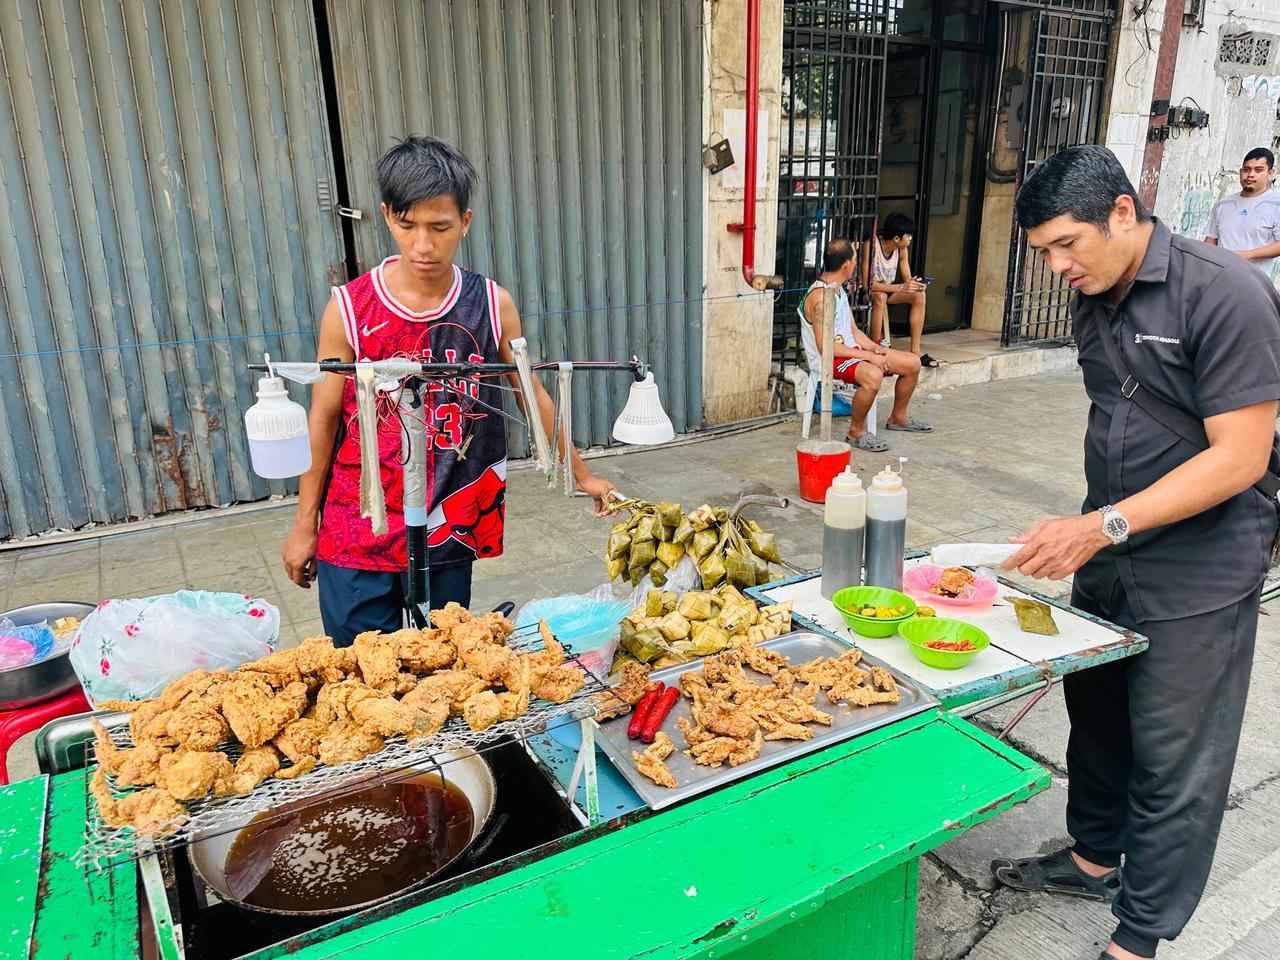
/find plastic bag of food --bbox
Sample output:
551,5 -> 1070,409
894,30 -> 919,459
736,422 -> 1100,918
515,591 -> 631,678
69,591 -> 279,706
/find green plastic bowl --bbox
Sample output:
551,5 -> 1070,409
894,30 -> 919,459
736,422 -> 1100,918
832,586 -> 917,639
899,618 -> 990,669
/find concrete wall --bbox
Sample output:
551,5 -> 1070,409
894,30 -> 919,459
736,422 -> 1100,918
1107,0 -> 1280,287
701,0 -> 784,425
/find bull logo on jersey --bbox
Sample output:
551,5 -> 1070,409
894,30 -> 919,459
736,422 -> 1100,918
426,460 -> 507,559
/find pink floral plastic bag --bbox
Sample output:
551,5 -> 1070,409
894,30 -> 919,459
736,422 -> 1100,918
69,590 -> 278,706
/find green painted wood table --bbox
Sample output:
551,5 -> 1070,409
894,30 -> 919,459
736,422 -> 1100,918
4,710 -> 1045,960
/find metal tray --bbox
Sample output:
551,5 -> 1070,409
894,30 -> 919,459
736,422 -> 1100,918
593,631 -> 936,811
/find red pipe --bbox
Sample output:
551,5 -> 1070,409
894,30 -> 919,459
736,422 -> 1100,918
728,0 -> 779,291
1138,0 -> 1186,210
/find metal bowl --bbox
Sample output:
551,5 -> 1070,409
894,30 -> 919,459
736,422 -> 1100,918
188,748 -> 498,918
0,601 -> 95,711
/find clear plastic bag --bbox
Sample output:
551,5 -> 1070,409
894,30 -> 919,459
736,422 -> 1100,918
514,592 -> 630,680
69,590 -> 279,706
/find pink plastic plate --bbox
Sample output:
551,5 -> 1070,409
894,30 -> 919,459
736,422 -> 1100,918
902,566 -> 998,609
0,635 -> 37,669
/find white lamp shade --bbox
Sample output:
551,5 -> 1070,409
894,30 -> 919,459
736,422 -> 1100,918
612,372 -> 675,445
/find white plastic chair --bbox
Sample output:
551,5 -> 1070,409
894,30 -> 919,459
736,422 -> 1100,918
799,369 -> 877,440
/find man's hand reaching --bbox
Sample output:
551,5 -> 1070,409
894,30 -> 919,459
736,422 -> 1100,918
577,473 -> 620,517
1002,513 -> 1111,581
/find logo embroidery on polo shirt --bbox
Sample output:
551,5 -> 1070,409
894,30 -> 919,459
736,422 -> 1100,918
1134,333 -> 1181,345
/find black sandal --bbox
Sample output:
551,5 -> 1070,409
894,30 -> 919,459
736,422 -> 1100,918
990,848 -> 1122,902
919,352 -> 941,368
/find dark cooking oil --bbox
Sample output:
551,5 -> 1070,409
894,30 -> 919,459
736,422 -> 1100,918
224,772 -> 474,912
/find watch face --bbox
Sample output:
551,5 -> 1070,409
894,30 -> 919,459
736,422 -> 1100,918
1104,514 -> 1128,541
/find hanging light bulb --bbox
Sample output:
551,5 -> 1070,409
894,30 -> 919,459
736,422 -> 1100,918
612,372 -> 675,445
244,354 -> 312,478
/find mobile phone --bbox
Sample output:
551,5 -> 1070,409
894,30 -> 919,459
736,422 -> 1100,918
917,276 -> 934,285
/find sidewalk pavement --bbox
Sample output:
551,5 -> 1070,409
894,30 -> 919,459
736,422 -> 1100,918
5,368 -> 1279,958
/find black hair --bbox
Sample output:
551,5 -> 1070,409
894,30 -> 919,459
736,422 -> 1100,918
375,136 -> 478,216
823,239 -> 856,272
1015,145 -> 1151,231
1244,147 -> 1276,170
877,212 -> 916,240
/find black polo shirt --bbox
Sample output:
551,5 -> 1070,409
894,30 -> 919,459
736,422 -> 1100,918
1072,219 -> 1280,622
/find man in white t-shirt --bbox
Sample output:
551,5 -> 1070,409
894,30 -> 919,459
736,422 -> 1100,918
1204,147 -> 1280,276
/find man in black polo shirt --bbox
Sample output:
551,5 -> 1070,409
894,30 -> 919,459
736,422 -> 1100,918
990,146 -> 1280,960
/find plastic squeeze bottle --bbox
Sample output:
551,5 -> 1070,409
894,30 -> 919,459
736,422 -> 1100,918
821,467 -> 866,599
865,458 -> 908,591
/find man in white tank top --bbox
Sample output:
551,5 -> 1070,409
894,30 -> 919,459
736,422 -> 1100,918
864,213 -> 937,367
798,240 -> 932,452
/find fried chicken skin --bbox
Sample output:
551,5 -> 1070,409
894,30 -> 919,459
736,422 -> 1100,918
317,720 -> 386,765
388,628 -> 456,674
632,732 -> 679,788
294,635 -> 358,684
272,717 -> 328,764
92,769 -> 187,836
215,746 -> 281,797
353,631 -> 400,690
461,690 -> 503,731
430,602 -> 473,629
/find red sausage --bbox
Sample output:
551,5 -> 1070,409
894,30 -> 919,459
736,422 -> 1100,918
640,687 -> 680,743
626,683 -> 665,740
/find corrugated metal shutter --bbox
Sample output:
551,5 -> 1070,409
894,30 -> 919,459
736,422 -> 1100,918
0,1 -> 343,538
325,0 -> 705,449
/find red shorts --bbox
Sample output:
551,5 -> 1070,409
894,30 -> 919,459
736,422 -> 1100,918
833,357 -> 862,383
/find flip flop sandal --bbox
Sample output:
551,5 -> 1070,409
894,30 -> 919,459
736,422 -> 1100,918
848,432 -> 890,453
919,353 -> 942,367
990,848 -> 1122,903
884,416 -> 933,433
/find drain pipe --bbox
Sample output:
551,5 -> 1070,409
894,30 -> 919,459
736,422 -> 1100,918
727,0 -> 783,292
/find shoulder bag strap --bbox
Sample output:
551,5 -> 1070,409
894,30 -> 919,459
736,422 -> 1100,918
1092,307 -> 1280,500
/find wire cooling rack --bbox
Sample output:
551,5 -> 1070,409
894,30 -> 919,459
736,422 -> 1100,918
78,626 -> 624,870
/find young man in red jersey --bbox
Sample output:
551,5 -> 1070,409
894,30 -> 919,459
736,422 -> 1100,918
283,137 -> 616,645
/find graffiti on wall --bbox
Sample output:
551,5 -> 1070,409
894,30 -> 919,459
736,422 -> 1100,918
1240,74 -> 1280,102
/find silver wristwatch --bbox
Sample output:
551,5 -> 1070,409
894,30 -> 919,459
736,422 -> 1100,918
1100,504 -> 1130,545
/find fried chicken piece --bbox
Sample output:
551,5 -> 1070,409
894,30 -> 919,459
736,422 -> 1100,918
677,716 -> 714,747
389,628 -> 457,674
274,756 -> 317,779
130,699 -> 174,745
771,669 -> 796,695
222,677 -> 308,748
353,631 -> 400,689
165,691 -> 231,752
703,650 -> 749,687
215,746 -> 281,797
530,663 -> 586,704
829,683 -> 901,707
529,620 -> 566,670
497,656 -> 532,721
317,720 -> 386,765
772,697 -> 833,726
273,717 -> 327,765
794,682 -> 819,705
92,769 -> 187,836
698,701 -> 760,741
613,662 -> 655,705
156,669 -> 214,711
405,669 -> 488,716
430,602 -> 473,629
93,719 -> 170,787
870,666 -> 898,693
157,750 -> 235,801
455,630 -> 517,684
294,635 -> 358,684
729,730 -> 764,765
462,690 -> 503,731
239,649 -> 303,688
938,566 -> 975,597
632,732 -> 679,788
739,642 -> 790,676
791,656 -> 839,688
309,678 -> 381,724
352,696 -> 440,740
678,670 -> 711,701
762,721 -> 813,742
688,736 -> 749,768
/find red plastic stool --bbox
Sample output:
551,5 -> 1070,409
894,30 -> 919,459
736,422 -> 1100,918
0,688 -> 91,784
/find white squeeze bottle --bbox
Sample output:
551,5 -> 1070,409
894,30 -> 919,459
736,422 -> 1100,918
865,458 -> 908,591
821,468 -> 866,600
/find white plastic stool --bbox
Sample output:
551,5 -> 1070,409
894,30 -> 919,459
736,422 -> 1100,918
799,370 -> 878,440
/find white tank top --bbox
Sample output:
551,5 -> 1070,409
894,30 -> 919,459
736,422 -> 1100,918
872,240 -> 899,284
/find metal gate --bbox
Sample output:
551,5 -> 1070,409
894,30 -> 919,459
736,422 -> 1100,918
1001,0 -> 1115,345
323,0 -> 705,449
775,0 -> 889,364
0,0 -> 344,539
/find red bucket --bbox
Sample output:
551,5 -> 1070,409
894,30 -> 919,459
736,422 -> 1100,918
796,440 -> 852,503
